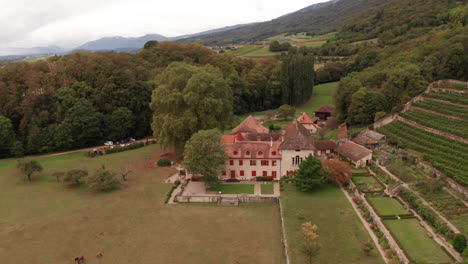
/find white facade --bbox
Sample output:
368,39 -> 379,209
223,158 -> 281,180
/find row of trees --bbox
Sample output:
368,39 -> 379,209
0,41 -> 316,158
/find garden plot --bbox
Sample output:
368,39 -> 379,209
352,176 -> 384,193
383,218 -> 454,264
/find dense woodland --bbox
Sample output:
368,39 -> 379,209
314,0 -> 468,124
0,42 -> 313,158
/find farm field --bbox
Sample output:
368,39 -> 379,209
424,90 -> 468,105
400,109 -> 468,138
436,81 -> 467,90
281,184 -> 384,264
227,45 -> 277,56
366,196 -> 409,216
377,121 -> 468,185
412,100 -> 468,119
383,219 -> 453,264
0,145 -> 284,264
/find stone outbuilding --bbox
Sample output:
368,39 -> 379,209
336,140 -> 372,168
314,105 -> 335,120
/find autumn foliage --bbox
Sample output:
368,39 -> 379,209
322,159 -> 352,185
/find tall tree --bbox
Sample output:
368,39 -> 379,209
0,115 -> 16,158
322,159 -> 352,185
107,107 -> 134,140
295,154 -> 328,191
183,129 -> 227,188
301,221 -> 322,264
150,62 -> 234,153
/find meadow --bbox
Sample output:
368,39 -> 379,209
281,184 -> 384,264
0,145 -> 284,264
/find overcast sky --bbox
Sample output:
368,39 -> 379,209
0,0 -> 327,55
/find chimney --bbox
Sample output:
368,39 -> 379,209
270,137 -> 273,147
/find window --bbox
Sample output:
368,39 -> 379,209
294,156 -> 301,165
222,171 -> 226,176
272,171 -> 277,178
262,171 -> 267,177
246,151 -> 250,155
261,160 -> 269,166
258,151 -> 263,156
272,160 -> 277,166
271,151 -> 276,155
239,160 -> 243,166
252,171 -> 256,177
240,170 -> 244,176
233,151 -> 238,155
250,160 -> 256,166
229,160 -> 234,166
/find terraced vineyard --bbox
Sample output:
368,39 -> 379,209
400,109 -> 468,138
423,90 -> 468,105
412,100 -> 468,119
377,121 -> 468,185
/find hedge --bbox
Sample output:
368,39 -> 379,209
165,180 -> 181,204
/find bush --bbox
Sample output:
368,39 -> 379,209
157,158 -> 172,167
226,178 -> 240,182
87,167 -> 120,192
191,175 -> 203,181
165,180 -> 181,203
63,169 -> 88,185
453,234 -> 467,253
256,176 -> 273,181
179,170 -> 186,176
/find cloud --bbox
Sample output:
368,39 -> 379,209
0,0 -> 326,55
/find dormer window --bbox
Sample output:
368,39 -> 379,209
258,151 -> 263,156
246,151 -> 250,155
233,151 -> 238,155
272,151 -> 277,155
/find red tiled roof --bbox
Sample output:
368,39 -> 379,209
315,105 -> 335,113
224,141 -> 282,159
296,112 -> 318,124
244,133 -> 281,142
280,121 -> 316,150
231,115 -> 269,134
336,141 -> 372,162
314,140 -> 337,150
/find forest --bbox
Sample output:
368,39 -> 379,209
0,42 -> 314,158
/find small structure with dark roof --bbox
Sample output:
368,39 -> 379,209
314,105 -> 335,120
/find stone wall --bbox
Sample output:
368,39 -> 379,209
175,194 -> 279,203
418,161 -> 468,199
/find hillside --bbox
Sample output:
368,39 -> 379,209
74,23 -> 254,52
377,80 -> 468,186
181,0 -> 391,45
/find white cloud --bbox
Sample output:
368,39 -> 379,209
0,0 -> 327,54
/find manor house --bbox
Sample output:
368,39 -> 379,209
221,115 -> 337,180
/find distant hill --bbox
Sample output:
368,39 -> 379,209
180,0 -> 391,45
74,23 -> 254,52
1,45 -> 65,57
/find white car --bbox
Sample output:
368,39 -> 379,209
104,141 -> 113,146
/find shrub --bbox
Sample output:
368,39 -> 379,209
453,234 -> 467,253
256,176 -> 273,181
104,142 -> 145,155
191,175 -> 203,181
226,178 -> 240,182
16,159 -> 43,181
63,169 -> 88,185
165,180 -> 181,203
87,167 -> 120,192
179,170 -> 186,176
157,158 -> 172,167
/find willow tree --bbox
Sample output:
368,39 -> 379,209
150,62 -> 234,154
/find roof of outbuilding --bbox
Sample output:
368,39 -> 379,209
315,140 -> 337,150
230,115 -> 269,135
297,112 -> 318,124
359,129 -> 386,141
352,136 -> 378,146
336,140 -> 372,162
315,105 -> 336,113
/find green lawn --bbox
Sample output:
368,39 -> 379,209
296,82 -> 339,116
211,184 -> 255,194
261,183 -> 274,194
451,215 -> 468,235
352,168 -> 369,174
227,45 -> 277,56
281,184 -> 384,264
0,145 -> 284,264
384,219 -> 453,263
367,197 -> 410,216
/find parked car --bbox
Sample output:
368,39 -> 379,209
104,141 -> 113,146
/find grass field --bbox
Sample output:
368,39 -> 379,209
261,183 -> 274,194
367,197 -> 410,216
384,219 -> 453,263
0,145 -> 284,264
227,46 -> 277,56
281,184 -> 384,264
352,176 -> 384,192
211,184 -> 255,194
296,82 -> 339,116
